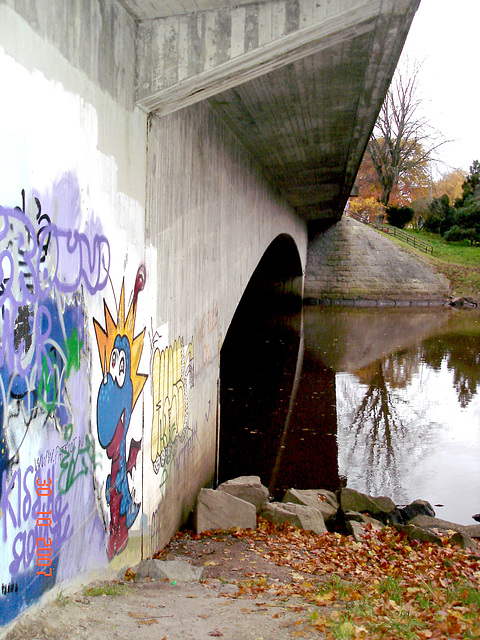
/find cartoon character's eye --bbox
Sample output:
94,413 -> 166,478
110,348 -> 126,387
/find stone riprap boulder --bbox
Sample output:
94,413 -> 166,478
449,531 -> 478,551
260,502 -> 327,535
465,525 -> 480,539
339,488 -> 396,521
315,489 -> 339,509
392,514 -> 479,550
409,515 -> 465,533
217,476 -> 269,514
395,524 -> 444,546
344,511 -> 385,527
283,488 -> 338,523
344,510 -> 385,542
196,488 -> 256,534
393,499 -> 436,524
346,519 -> 383,543
135,559 -> 204,581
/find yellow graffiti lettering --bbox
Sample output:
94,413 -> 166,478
151,337 -> 193,469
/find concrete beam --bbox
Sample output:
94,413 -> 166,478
136,1 -> 384,115
121,0 -> 273,20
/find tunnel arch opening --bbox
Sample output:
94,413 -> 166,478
218,234 -> 304,491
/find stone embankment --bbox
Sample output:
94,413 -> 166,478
304,217 -> 451,306
194,476 -> 480,551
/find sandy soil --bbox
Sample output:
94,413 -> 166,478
3,532 -> 329,640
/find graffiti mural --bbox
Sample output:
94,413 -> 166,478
93,266 -> 148,559
0,176 -> 110,625
150,331 -> 194,473
0,181 -> 110,479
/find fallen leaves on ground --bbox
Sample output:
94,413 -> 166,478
179,520 -> 480,639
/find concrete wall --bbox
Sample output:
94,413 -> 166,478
143,102 -> 306,556
0,1 -> 307,628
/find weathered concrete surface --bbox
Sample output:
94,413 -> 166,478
0,3 -> 306,630
2,0 -> 136,110
305,217 -> 450,303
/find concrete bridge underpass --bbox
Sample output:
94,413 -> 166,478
0,0 -> 419,628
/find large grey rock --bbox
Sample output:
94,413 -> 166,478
395,515 -> 480,547
283,489 -> 338,522
314,490 -> 339,510
346,520 -> 366,543
339,488 -> 395,520
465,525 -> 480,539
398,500 -> 436,522
396,524 -> 444,546
346,520 -> 382,543
196,488 -> 256,534
217,476 -> 269,514
345,511 -> 384,528
409,515 -> 464,533
260,502 -> 327,535
135,559 -> 204,582
449,531 -> 478,552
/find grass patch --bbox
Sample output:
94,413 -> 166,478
317,576 -> 357,600
409,230 -> 480,267
55,591 -> 71,607
381,227 -> 480,298
377,576 -> 404,605
82,581 -> 131,597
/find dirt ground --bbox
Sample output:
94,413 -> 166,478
3,532 -> 330,640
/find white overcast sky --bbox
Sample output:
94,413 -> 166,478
402,0 -> 480,174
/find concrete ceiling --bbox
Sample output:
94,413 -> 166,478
209,33 -> 384,219
132,0 -> 421,220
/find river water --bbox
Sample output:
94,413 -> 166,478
219,305 -> 480,526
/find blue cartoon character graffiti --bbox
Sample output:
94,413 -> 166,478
94,266 -> 147,560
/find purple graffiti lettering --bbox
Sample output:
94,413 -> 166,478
22,466 -> 33,522
46,227 -> 110,295
0,207 -> 110,309
10,527 -> 37,577
0,250 -> 14,300
1,468 -> 20,540
33,304 -> 52,373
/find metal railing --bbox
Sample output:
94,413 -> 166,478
346,211 -> 433,255
375,225 -> 433,255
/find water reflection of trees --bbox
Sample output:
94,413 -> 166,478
422,335 -> 480,408
342,352 -> 425,499
340,332 -> 480,499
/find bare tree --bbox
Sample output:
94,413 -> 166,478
368,61 -> 445,207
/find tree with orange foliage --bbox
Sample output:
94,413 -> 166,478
367,61 -> 445,207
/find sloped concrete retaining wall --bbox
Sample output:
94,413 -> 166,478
305,218 -> 450,306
